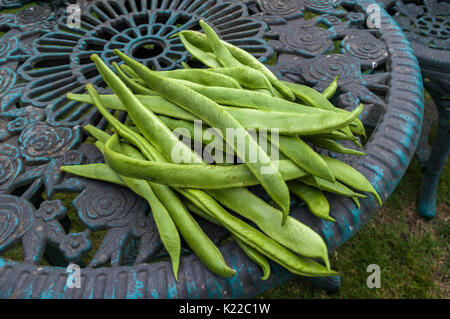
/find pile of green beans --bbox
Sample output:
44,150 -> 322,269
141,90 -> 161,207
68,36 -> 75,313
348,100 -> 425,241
61,20 -> 381,281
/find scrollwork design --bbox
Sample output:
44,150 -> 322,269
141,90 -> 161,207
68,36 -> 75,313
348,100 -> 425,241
258,0 -> 304,17
274,24 -> 335,57
15,4 -> 53,25
58,231 -> 91,262
73,182 -> 161,266
340,30 -> 388,69
15,0 -> 272,126
0,144 -> 22,192
392,0 -> 450,50
0,37 -> 18,64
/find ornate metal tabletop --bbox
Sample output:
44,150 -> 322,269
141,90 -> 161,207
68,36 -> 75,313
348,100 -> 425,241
382,0 -> 449,220
0,0 -> 423,298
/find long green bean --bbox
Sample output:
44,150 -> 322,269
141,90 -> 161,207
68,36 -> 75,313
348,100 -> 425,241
102,134 -> 181,281
322,76 -> 339,100
321,156 -> 382,205
100,147 -> 308,188
69,93 -> 362,136
82,123 -> 236,278
207,188 -> 330,268
234,237 -> 271,280
199,20 -> 243,68
179,33 -> 222,68
158,68 -> 242,89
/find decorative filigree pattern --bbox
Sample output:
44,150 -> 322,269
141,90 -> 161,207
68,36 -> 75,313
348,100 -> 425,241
270,23 -> 335,56
16,0 -> 272,126
0,195 -> 34,252
340,29 -> 388,68
15,4 -> 53,25
391,0 -> 450,50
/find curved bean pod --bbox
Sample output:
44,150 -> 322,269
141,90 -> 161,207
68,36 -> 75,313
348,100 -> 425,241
228,105 -> 363,136
199,20 -> 243,68
282,80 -> 366,136
307,137 -> 367,156
179,33 -> 222,68
70,93 -> 360,135
322,76 -> 339,100
321,156 -> 382,206
299,175 -> 366,198
103,146 -> 307,188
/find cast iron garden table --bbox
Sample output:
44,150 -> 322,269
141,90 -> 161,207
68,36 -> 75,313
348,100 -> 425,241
0,0 -> 423,298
